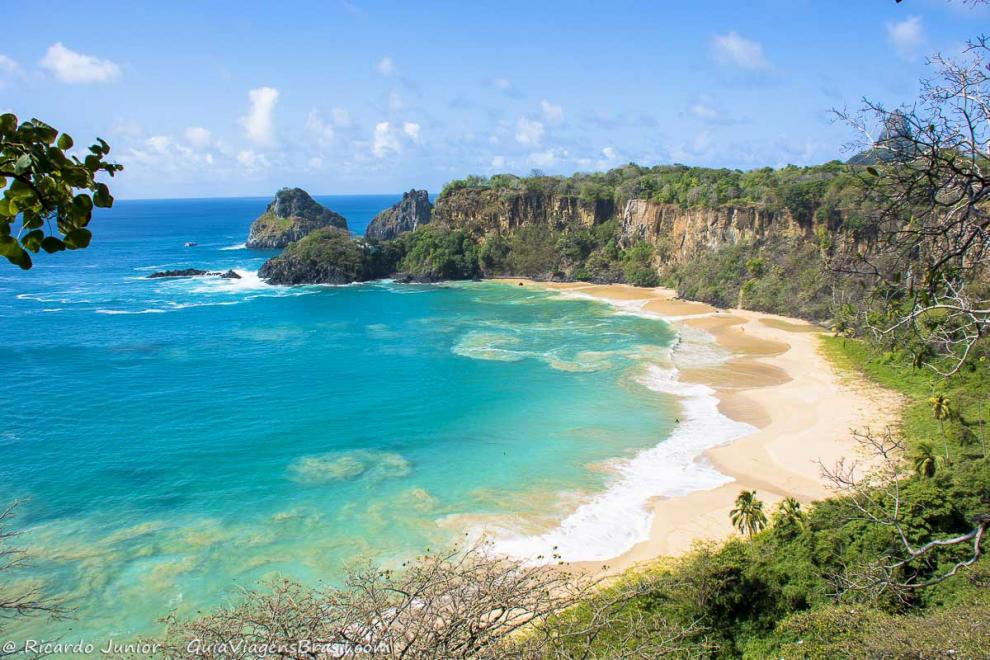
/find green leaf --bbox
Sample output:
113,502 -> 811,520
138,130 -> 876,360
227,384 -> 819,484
13,154 -> 32,174
0,113 -> 17,136
22,210 -> 43,229
0,235 -> 19,257
31,119 -> 58,145
9,247 -> 32,269
21,229 -> 44,252
56,133 -> 74,150
63,227 -> 92,249
40,236 -> 64,253
866,166 -> 879,177
93,183 -> 113,208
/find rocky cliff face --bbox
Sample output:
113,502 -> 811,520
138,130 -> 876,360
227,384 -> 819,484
365,189 -> 432,240
246,188 -> 348,249
619,199 -> 816,268
432,188 -> 830,269
432,189 -> 615,234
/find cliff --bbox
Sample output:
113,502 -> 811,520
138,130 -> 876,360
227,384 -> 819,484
365,189 -> 432,240
619,199 -> 817,266
246,188 -> 348,249
255,164 -> 875,320
432,188 -> 615,234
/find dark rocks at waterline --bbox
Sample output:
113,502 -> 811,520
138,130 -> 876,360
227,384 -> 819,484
392,272 -> 441,284
146,269 -> 242,279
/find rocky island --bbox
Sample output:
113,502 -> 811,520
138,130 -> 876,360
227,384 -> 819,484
364,189 -> 432,241
147,268 -> 241,279
246,187 -> 348,249
258,228 -> 395,285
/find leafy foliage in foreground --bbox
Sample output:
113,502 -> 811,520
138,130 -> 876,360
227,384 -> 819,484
0,113 -> 122,269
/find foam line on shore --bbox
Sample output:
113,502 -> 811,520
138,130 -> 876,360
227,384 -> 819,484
489,292 -> 754,562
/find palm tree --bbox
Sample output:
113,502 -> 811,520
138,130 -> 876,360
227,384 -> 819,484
776,497 -> 804,527
913,442 -> 942,478
929,393 -> 953,462
730,490 -> 767,538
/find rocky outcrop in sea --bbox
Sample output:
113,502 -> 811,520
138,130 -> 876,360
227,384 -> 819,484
246,188 -> 348,249
365,189 -> 432,241
146,269 -> 241,279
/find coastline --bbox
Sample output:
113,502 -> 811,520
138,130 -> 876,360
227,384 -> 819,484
486,279 -> 902,572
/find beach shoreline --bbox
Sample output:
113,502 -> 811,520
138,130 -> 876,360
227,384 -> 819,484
486,279 -> 902,573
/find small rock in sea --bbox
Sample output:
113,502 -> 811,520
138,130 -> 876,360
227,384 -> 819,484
146,268 -> 241,279
184,242 -> 198,247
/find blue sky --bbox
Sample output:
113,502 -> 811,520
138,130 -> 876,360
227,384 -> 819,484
3,0 -> 986,198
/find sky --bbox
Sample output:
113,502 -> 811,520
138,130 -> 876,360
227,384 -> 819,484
2,0 -> 987,198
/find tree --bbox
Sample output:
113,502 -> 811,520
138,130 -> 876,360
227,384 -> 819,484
730,490 -> 767,538
912,442 -> 941,478
156,541 -> 697,659
776,497 -> 804,527
0,502 -> 65,657
822,428 -> 989,598
0,113 -> 121,270
929,393 -> 954,462
834,36 -> 990,375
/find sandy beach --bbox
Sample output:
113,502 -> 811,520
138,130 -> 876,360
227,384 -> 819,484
494,279 -> 902,571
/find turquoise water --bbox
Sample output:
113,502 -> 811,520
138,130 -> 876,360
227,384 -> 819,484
0,196 -> 682,640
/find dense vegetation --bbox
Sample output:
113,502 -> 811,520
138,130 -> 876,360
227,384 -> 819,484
257,228 -> 397,284
440,161 -> 866,226
544,338 -> 990,657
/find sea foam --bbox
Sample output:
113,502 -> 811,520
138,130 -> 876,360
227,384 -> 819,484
489,296 -> 754,563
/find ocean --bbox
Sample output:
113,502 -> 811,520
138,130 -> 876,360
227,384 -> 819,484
0,195 -> 747,640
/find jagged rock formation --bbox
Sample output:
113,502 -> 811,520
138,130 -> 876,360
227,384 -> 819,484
147,269 -> 241,279
246,188 -> 348,249
365,190 -> 432,240
847,110 -> 916,165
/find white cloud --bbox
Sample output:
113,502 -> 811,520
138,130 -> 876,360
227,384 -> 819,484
491,155 -> 506,169
237,149 -> 270,171
372,122 -> 402,158
540,100 -> 563,123
0,55 -> 19,74
494,78 -> 511,91
527,148 -> 563,168
711,32 -> 770,71
887,16 -> 925,60
40,42 -> 120,83
689,103 -> 720,121
147,135 -> 171,153
376,56 -> 395,76
515,118 -> 545,146
402,121 -> 421,142
240,86 -> 279,146
184,126 -> 212,149
601,146 -> 617,160
306,110 -> 335,146
371,120 -> 421,158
